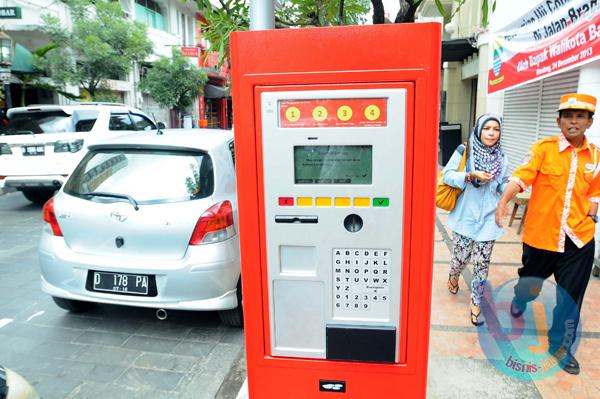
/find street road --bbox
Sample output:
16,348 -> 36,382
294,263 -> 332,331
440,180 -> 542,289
0,192 -> 246,399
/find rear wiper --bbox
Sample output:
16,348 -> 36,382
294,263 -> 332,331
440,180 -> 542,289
81,191 -> 139,211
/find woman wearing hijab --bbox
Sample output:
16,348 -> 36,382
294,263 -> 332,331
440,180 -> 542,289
442,114 -> 510,326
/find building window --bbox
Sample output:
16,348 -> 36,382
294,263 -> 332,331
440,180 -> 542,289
135,0 -> 166,31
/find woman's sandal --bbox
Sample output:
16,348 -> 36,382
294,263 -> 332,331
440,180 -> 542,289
470,301 -> 484,326
447,274 -> 459,295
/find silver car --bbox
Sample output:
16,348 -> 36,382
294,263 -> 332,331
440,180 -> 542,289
38,129 -> 242,326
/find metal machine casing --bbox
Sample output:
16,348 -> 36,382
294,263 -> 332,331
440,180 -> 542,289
231,24 -> 440,398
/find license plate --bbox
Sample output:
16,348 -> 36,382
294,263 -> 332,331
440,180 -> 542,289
21,145 -> 45,156
92,272 -> 149,295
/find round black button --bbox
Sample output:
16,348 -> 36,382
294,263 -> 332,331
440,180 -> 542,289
344,214 -> 363,233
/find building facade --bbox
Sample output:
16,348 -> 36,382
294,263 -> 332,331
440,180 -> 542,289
1,0 -> 203,127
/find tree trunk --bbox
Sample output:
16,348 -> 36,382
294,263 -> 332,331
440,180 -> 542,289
371,0 -> 385,24
20,83 -> 27,107
395,0 -> 418,23
338,0 -> 345,25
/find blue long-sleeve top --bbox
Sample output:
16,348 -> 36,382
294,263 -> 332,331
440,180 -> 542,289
442,148 -> 510,241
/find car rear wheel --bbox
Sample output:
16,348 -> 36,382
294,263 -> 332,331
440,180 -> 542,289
52,297 -> 93,313
219,280 -> 243,327
21,189 -> 55,204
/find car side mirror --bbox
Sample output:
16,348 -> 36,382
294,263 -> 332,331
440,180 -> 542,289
157,122 -> 166,129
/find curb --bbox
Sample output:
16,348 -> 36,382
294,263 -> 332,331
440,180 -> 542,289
235,379 -> 248,399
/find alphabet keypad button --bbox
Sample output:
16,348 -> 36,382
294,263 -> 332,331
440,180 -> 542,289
332,248 -> 391,319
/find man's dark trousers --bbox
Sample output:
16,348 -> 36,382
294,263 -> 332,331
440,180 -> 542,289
513,237 -> 594,351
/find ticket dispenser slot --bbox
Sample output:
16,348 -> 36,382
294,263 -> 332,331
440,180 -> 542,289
261,88 -> 406,363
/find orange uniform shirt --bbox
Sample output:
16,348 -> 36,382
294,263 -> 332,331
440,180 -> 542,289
510,135 -> 600,252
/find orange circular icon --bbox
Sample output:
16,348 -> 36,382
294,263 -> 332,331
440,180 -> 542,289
337,105 -> 353,121
285,106 -> 301,122
312,106 -> 328,121
364,105 -> 381,121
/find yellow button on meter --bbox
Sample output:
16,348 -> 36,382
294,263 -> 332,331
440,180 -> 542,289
316,197 -> 332,207
334,197 -> 351,207
297,197 -> 313,207
353,197 -> 370,207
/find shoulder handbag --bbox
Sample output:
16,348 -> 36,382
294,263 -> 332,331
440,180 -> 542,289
435,144 -> 468,211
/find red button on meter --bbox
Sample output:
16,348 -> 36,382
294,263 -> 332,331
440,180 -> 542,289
278,197 -> 294,206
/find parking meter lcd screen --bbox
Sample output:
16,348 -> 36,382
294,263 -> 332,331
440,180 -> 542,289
294,145 -> 372,184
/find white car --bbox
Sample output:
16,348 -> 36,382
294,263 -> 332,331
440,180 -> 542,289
0,103 -> 163,204
38,129 -> 243,326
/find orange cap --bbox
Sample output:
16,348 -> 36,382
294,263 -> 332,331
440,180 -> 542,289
558,93 -> 597,113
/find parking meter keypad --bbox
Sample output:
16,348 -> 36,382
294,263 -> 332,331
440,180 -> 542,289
333,248 -> 391,320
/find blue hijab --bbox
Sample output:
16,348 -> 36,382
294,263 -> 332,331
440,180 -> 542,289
467,113 -> 504,185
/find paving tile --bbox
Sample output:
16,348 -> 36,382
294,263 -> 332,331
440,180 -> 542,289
427,357 -> 542,399
28,312 -> 102,330
172,340 -> 216,358
219,328 -> 245,345
0,321 -> 85,343
31,375 -> 84,399
121,335 -> 181,354
115,367 -> 184,391
186,326 -> 226,343
429,329 -> 486,360
73,331 -> 131,346
433,241 -> 452,262
73,345 -> 141,367
178,344 -> 243,399
490,242 -> 524,264
65,382 -> 174,399
133,352 -> 198,373
134,321 -> 192,340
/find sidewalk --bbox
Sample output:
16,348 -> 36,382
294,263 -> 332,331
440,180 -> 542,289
429,208 -> 600,398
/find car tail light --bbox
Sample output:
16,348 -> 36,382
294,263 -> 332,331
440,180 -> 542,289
54,139 -> 84,153
0,143 -> 11,155
42,197 -> 63,237
189,201 -> 235,245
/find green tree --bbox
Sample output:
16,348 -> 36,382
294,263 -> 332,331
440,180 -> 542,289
197,0 -> 496,64
372,0 -> 496,26
38,0 -> 153,100
196,0 -> 370,65
16,44 -> 81,106
139,49 -> 208,124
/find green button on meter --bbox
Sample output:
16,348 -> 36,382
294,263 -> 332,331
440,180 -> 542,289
373,197 -> 389,207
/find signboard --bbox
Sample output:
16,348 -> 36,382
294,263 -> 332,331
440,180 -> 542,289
180,47 -> 199,58
0,7 -> 20,18
488,0 -> 600,93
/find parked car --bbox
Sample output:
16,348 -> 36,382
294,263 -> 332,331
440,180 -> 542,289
0,103 -> 164,204
38,129 -> 243,327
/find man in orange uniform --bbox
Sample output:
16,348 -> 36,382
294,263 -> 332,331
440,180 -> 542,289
496,93 -> 600,375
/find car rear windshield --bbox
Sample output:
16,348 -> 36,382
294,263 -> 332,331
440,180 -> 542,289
0,110 -> 99,135
64,149 -> 214,204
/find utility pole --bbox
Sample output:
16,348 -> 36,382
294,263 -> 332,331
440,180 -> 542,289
249,0 -> 275,30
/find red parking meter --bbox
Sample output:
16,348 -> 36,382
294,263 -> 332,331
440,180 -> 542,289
231,23 -> 440,398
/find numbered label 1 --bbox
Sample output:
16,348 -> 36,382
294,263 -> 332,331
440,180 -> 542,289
312,106 -> 328,121
337,105 -> 353,121
364,105 -> 381,121
285,106 -> 301,122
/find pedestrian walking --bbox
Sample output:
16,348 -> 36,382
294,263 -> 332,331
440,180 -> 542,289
495,93 -> 600,375
444,113 -> 510,326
